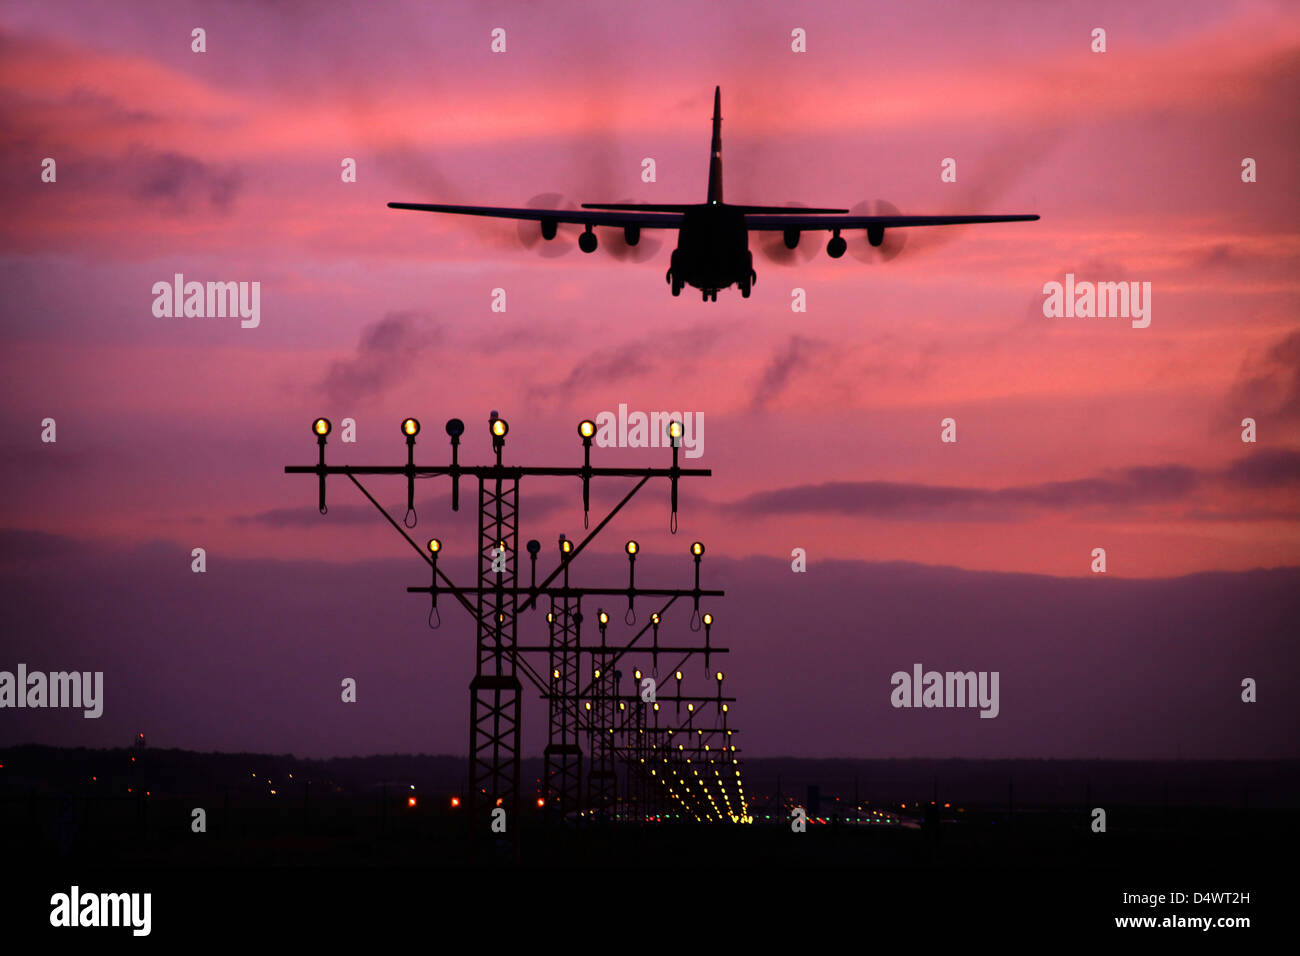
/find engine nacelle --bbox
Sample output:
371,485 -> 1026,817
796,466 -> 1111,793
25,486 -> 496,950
624,225 -> 640,247
541,218 -> 558,240
827,234 -> 847,258
578,228 -> 598,253
867,225 -> 885,247
783,228 -> 800,250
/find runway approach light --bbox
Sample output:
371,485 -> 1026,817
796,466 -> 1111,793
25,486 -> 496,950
402,418 -> 421,437
313,418 -> 331,437
578,420 -> 596,439
491,418 -> 509,438
427,538 -> 441,554
691,542 -> 705,556
625,540 -> 639,555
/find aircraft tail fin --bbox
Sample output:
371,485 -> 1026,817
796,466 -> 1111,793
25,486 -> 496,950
707,86 -> 723,204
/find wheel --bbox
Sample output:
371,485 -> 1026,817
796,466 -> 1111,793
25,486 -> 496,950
671,279 -> 682,296
740,279 -> 751,298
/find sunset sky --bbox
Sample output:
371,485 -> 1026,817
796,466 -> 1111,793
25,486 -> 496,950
2,0 -> 1297,758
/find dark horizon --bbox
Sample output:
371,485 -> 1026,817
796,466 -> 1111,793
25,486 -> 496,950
8,743 -> 1299,808
5,529 -> 1296,761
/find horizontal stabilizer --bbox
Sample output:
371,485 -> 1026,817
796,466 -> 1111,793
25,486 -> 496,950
582,203 -> 850,214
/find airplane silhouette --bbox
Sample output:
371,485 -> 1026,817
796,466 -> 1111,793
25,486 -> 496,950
388,87 -> 1039,301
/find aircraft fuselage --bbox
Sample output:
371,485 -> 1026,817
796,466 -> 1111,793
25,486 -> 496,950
668,205 -> 755,301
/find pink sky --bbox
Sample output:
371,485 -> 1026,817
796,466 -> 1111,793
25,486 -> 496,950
1,0 -> 1297,581
1,1 -> 1298,759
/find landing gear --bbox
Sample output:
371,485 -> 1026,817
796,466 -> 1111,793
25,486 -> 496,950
665,255 -> 682,295
667,269 -> 682,296
701,289 -> 718,302
739,276 -> 751,298
668,251 -> 684,296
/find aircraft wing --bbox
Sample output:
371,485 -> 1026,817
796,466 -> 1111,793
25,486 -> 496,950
744,213 -> 1039,230
388,202 -> 684,228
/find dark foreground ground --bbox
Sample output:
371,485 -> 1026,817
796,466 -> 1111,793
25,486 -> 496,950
2,746 -> 1292,940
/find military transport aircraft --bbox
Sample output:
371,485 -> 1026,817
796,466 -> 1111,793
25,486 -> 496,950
388,88 -> 1039,301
